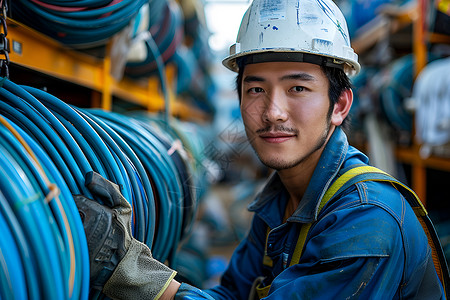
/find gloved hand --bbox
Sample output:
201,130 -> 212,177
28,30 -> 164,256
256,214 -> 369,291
74,171 -> 177,299
73,171 -> 132,290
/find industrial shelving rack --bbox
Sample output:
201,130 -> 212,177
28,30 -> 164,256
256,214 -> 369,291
6,18 -> 210,122
351,0 -> 450,206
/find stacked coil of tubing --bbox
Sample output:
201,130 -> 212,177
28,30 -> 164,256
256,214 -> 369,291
413,57 -> 450,150
375,54 -> 416,134
11,0 -> 148,48
0,78 -> 209,299
375,54 -> 440,136
337,0 -> 412,39
125,0 -> 184,78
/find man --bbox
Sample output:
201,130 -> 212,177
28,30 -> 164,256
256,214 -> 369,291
76,0 -> 447,299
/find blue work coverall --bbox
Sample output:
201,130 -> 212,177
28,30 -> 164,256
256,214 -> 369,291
175,127 -> 445,299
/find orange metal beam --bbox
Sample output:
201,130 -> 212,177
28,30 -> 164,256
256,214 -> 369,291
6,18 -> 167,111
7,18 -> 104,91
413,0 -> 427,77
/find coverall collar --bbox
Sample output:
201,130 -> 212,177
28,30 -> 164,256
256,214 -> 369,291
248,127 -> 349,225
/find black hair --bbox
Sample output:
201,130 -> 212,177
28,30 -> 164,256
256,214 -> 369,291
235,60 -> 353,131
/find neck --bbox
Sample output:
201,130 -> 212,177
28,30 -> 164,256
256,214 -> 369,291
279,127 -> 335,220
278,150 -> 320,211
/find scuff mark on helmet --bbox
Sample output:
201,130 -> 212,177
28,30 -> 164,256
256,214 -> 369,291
316,0 -> 349,45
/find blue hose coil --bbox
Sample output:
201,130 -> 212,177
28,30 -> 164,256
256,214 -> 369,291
0,83 -> 92,196
90,109 -> 189,264
0,122 -> 70,293
10,119 -> 90,300
11,0 -> 148,48
79,108 -> 156,246
0,144 -> 63,299
0,192 -> 28,300
87,110 -> 173,261
0,100 -> 82,194
0,77 -> 210,298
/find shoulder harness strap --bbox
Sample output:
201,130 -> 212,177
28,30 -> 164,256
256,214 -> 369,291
255,165 -> 449,299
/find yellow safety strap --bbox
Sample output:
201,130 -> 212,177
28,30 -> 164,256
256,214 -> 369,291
255,284 -> 271,300
289,166 -> 389,267
255,166 -> 449,299
290,166 -> 427,266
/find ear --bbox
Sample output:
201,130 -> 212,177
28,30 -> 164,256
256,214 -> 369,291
331,89 -> 353,126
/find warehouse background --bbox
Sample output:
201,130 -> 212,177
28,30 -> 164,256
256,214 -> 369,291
0,0 -> 449,299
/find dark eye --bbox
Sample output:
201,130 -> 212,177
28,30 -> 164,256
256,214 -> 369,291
248,87 -> 264,94
290,86 -> 304,93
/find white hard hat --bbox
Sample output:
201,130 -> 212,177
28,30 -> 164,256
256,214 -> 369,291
222,0 -> 360,75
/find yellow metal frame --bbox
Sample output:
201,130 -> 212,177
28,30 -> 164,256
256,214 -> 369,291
6,18 -> 209,122
351,1 -> 450,205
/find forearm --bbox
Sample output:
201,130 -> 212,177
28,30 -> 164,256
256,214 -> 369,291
160,280 -> 181,300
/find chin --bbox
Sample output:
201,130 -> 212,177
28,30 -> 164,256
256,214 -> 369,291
259,156 -> 299,171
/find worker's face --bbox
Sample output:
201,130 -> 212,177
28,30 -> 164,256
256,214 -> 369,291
240,62 -> 337,171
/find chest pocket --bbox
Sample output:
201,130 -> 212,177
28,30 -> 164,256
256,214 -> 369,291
250,165 -> 449,300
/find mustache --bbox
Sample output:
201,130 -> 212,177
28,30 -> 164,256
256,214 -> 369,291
256,125 -> 299,135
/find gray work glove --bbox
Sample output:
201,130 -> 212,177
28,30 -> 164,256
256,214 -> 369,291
74,171 -> 177,299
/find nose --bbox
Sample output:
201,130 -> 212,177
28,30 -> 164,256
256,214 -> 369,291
262,93 -> 288,123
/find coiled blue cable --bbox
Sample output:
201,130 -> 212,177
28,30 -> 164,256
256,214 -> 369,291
0,122 -> 70,295
20,84 -> 129,200
8,118 -> 89,300
74,108 -> 145,240
87,110 -> 185,263
138,117 -> 197,242
12,0 -> 148,48
0,76 -> 209,298
0,192 -> 28,300
88,112 -> 171,260
52,109 -> 108,177
0,99 -> 81,194
0,86 -> 89,299
0,186 -> 41,300
81,108 -> 156,247
0,145 -> 63,299
132,118 -> 185,263
0,81 -> 92,196
78,108 -> 153,243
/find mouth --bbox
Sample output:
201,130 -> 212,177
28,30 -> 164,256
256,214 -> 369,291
259,132 -> 297,144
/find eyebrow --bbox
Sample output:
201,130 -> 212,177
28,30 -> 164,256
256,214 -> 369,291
243,75 -> 265,83
280,73 -> 316,81
243,73 -> 316,84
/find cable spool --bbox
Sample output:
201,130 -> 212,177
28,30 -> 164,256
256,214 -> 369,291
125,0 -> 184,78
0,192 -> 28,300
87,109 -> 184,264
131,113 -> 205,241
0,114 -> 89,300
0,77 -> 210,298
350,67 -> 380,133
376,54 -> 415,134
0,82 -> 92,195
337,0 -> 411,38
136,118 -> 195,242
413,57 -> 450,153
173,45 -> 197,95
377,54 -> 441,135
11,0 -> 148,49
